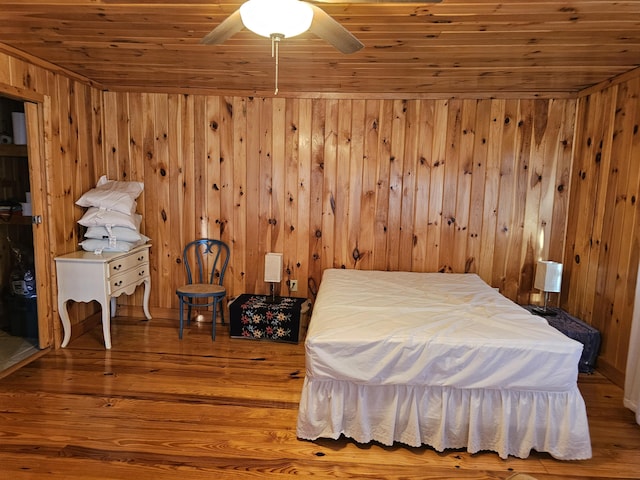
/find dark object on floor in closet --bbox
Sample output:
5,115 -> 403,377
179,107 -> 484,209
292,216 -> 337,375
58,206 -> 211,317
7,295 -> 38,342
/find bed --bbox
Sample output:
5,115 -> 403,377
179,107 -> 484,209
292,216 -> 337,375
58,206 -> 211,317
296,269 -> 592,460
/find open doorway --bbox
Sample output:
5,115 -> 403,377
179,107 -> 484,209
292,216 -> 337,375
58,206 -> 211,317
0,95 -> 39,372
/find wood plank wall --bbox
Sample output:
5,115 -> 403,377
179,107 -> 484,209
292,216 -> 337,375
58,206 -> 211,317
2,45 -> 638,387
0,49 -> 103,346
563,74 -> 640,386
101,93 -> 576,311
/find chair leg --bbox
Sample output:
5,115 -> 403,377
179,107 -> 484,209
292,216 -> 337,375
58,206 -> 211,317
178,296 -> 184,339
211,298 -> 218,341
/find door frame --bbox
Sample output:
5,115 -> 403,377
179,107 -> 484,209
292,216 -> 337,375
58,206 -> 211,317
0,82 -> 54,349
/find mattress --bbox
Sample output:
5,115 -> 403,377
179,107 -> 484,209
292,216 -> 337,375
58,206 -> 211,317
297,269 -> 592,460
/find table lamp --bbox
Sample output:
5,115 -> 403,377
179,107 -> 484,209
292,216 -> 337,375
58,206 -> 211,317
533,260 -> 563,316
264,252 -> 283,303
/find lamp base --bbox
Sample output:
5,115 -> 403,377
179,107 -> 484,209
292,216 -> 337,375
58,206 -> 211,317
264,281 -> 281,304
264,295 -> 281,304
531,306 -> 557,317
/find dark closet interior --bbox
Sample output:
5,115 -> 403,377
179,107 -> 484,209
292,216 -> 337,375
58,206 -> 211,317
0,95 -> 39,371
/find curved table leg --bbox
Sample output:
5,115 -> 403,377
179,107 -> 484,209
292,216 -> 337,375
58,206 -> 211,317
100,299 -> 112,350
142,278 -> 152,320
57,297 -> 72,348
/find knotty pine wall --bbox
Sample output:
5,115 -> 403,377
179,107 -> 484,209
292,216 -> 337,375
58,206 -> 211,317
0,48 -> 103,347
2,46 -> 639,386
563,73 -> 640,385
100,93 -> 576,312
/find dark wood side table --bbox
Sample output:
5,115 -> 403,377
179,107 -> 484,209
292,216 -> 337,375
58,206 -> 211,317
522,305 -> 601,373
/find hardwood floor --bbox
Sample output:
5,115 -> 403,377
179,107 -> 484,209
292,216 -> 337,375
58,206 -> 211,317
1,314 -> 639,480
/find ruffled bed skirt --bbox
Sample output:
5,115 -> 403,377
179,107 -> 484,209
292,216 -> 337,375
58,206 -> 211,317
296,377 -> 592,460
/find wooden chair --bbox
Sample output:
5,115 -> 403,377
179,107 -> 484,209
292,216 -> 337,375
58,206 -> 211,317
176,238 -> 230,340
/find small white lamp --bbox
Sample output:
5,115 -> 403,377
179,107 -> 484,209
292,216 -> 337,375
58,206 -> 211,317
264,252 -> 283,302
533,260 -> 563,316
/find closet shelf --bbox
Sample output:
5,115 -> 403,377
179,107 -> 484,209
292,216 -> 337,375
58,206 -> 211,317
0,144 -> 28,157
0,212 -> 31,225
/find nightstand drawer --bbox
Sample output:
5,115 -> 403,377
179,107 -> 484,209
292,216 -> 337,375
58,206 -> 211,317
108,249 -> 149,276
109,263 -> 149,295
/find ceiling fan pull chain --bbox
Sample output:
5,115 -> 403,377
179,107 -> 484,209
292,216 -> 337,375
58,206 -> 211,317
271,34 -> 281,95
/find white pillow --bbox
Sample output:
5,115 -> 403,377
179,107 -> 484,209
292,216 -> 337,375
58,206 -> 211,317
84,225 -> 149,243
79,237 -> 146,253
78,207 -> 142,230
76,175 -> 144,215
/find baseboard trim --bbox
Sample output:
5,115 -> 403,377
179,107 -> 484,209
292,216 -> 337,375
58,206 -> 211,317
595,359 -> 625,388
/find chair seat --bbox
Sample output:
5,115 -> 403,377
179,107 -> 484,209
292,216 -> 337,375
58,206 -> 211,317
177,283 -> 226,297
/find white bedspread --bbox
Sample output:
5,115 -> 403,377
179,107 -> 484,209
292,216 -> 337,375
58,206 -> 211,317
297,269 -> 592,460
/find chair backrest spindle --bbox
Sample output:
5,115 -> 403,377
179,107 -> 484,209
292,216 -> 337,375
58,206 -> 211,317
182,239 -> 230,287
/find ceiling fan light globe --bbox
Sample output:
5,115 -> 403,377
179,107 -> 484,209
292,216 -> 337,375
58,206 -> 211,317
240,0 -> 313,38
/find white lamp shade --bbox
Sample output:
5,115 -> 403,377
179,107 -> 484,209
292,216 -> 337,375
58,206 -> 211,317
240,0 -> 314,39
264,252 -> 283,283
534,260 -> 563,293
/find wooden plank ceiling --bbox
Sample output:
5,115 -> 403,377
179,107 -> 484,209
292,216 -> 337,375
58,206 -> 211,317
0,0 -> 639,98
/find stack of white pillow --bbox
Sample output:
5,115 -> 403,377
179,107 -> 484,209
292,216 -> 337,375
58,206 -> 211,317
76,175 -> 149,253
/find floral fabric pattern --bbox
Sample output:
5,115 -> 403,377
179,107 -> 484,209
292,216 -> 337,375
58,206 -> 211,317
229,294 -> 306,343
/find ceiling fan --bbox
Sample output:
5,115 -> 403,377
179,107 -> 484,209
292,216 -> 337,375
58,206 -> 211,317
201,0 -> 442,54
201,0 -> 441,94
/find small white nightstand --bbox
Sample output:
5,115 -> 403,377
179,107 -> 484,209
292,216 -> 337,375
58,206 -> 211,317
55,244 -> 152,349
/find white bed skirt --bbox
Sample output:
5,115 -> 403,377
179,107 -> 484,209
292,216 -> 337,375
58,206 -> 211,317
297,377 -> 592,460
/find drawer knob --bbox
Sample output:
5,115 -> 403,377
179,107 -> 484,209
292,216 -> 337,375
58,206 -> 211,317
138,256 -> 145,261
113,264 -> 122,271
114,280 -> 123,287
139,270 -> 145,276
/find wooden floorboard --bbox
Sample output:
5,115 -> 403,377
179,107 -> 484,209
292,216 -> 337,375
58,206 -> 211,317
0,315 -> 639,480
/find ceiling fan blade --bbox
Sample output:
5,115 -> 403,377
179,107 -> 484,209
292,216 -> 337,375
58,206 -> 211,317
308,4 -> 364,54
201,9 -> 244,45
